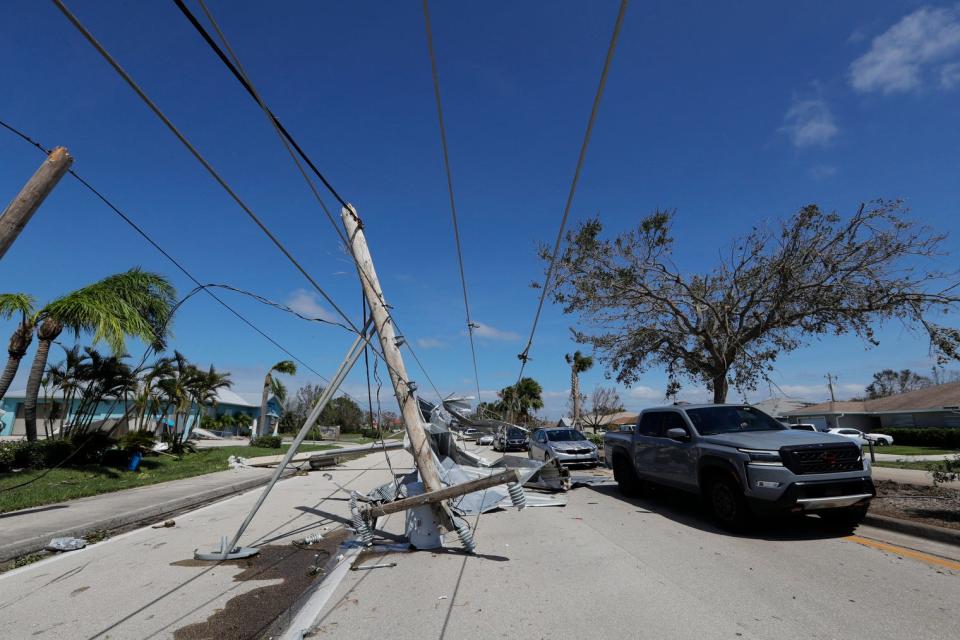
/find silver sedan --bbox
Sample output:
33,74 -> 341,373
529,428 -> 599,467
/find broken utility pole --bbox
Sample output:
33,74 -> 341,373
0,147 -> 73,260
341,204 -> 455,534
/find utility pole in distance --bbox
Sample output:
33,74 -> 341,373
0,147 -> 73,260
825,373 -> 837,402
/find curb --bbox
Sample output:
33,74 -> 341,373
0,470 -> 292,563
863,512 -> 960,547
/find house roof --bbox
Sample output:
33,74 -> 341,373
751,397 -> 816,417
785,382 -> 960,416
582,411 -> 639,426
214,388 -> 260,408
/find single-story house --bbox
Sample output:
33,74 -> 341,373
783,382 -> 960,431
0,388 -> 281,439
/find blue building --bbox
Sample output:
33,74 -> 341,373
0,388 -> 282,439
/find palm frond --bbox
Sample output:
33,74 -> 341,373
271,360 -> 297,376
0,293 -> 35,321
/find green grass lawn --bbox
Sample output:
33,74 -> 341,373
873,460 -> 942,471
866,445 -> 960,456
0,444 -> 336,514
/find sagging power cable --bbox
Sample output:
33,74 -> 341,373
421,0 -> 483,406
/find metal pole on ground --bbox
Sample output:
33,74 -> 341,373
195,318 -> 374,560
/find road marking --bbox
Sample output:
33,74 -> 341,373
844,535 -> 960,571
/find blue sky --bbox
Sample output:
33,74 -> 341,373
1,1 -> 959,417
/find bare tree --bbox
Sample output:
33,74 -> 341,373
581,385 -> 625,432
545,201 -> 959,402
865,368 -> 932,399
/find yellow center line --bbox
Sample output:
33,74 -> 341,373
844,535 -> 960,571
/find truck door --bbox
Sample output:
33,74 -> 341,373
657,411 -> 698,490
634,412 -> 665,480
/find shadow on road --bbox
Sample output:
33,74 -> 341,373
585,483 -> 857,542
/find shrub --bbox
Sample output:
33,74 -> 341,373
873,428 -> 960,449
587,433 -> 604,447
119,431 -> 157,453
0,439 -> 76,471
250,435 -> 282,449
0,441 -> 21,472
69,432 -> 118,465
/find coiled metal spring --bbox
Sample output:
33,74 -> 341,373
507,482 -> 526,510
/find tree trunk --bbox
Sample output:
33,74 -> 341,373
571,368 -> 581,430
258,372 -> 271,437
711,373 -> 729,404
0,321 -> 34,399
24,321 -> 60,440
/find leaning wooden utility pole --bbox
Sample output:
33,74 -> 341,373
0,147 -> 73,260
341,204 -> 453,531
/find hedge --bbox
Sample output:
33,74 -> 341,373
249,435 -> 282,449
872,428 -> 960,448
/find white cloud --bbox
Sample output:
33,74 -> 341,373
626,385 -> 663,401
781,98 -> 838,148
808,164 -> 838,179
849,5 -> 960,93
285,289 -> 337,322
416,337 -> 445,349
941,61 -> 960,88
471,322 -> 520,341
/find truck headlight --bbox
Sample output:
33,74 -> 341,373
739,448 -> 782,466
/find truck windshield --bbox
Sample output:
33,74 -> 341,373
546,429 -> 586,441
686,406 -> 786,435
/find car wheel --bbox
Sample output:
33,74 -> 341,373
819,505 -> 869,530
612,456 -> 643,497
875,439 -> 887,447
707,475 -> 750,531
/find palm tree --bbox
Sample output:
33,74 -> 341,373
496,377 -> 544,425
22,270 -> 175,441
0,293 -> 36,399
155,351 -> 197,441
258,360 -> 296,436
186,365 -> 232,439
234,412 -> 253,437
564,351 -> 594,430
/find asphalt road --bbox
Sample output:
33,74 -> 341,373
314,446 -> 960,640
0,445 -> 956,639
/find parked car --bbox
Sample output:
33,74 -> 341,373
604,404 -> 875,530
827,428 -> 894,446
492,425 -> 529,452
476,434 -> 494,446
529,428 -> 599,467
460,428 -> 480,441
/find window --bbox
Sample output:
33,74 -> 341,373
661,412 -> 688,434
637,412 -> 665,437
685,406 -> 786,435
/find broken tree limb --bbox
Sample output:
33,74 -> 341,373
362,469 -> 521,519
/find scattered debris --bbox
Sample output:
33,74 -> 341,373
437,595 -> 448,600
152,519 -> 176,529
227,455 -> 250,470
350,562 -> 397,571
46,537 -> 86,552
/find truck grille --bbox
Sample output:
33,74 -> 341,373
780,444 -> 863,475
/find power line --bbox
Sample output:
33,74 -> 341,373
51,0 -> 361,340
176,0 -> 446,403
514,0 -> 628,386
421,0 -> 483,406
0,116 -> 367,407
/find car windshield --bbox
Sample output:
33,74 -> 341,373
507,427 -> 526,438
686,406 -> 786,435
546,429 -> 586,441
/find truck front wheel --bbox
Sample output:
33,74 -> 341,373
613,456 -> 643,497
706,475 -> 750,531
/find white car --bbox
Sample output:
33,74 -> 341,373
827,428 -> 894,446
477,434 -> 494,446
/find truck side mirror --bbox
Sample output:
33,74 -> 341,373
665,428 -> 689,441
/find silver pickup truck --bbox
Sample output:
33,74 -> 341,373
603,404 -> 875,529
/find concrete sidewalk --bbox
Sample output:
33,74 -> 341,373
872,464 -> 959,487
0,448 -> 409,639
0,467 -> 284,562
